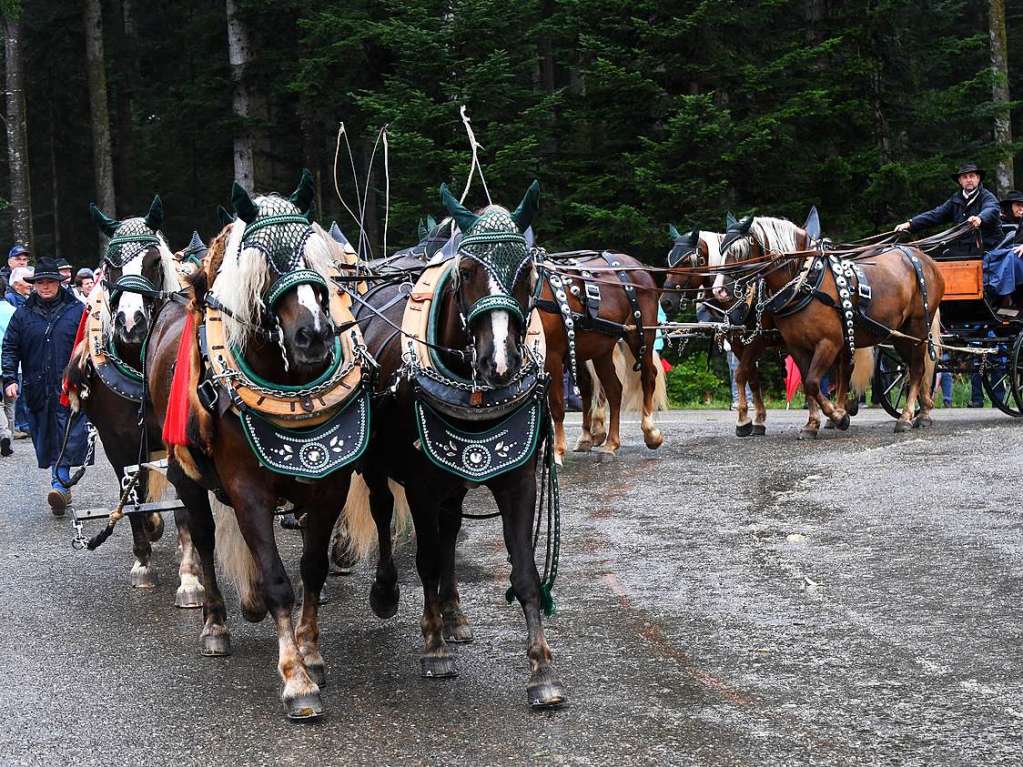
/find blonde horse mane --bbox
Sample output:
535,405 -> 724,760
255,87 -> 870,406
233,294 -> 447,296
726,217 -> 804,261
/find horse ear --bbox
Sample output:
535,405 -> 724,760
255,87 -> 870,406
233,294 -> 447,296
667,224 -> 681,241
232,182 -> 259,224
289,168 -> 316,216
725,211 -> 738,228
511,180 -> 541,232
217,205 -> 235,228
738,216 -> 754,233
427,214 -> 437,232
144,195 -> 164,231
688,228 -> 701,246
803,205 -> 821,240
89,203 -> 121,237
418,218 -> 428,240
440,183 -> 479,233
329,221 -> 350,247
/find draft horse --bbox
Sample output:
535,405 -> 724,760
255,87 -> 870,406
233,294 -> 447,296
718,216 -> 942,436
147,171 -> 368,718
538,251 -> 664,462
344,181 -> 567,708
65,197 -> 204,605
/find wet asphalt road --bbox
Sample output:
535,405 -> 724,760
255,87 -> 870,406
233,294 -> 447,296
0,406 -> 1021,766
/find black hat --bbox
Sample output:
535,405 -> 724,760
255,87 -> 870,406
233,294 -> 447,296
55,258 -> 71,269
1000,190 -> 1023,206
24,256 -> 63,283
952,162 -> 984,182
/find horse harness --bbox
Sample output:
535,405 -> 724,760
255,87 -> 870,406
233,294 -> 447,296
536,251 -> 646,376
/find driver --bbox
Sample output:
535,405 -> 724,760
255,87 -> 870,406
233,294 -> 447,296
895,162 -> 1001,258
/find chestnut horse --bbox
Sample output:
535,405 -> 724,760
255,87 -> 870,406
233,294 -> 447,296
718,216 -> 942,436
147,172 -> 365,719
343,181 -> 568,708
65,197 -> 203,604
539,252 -> 664,462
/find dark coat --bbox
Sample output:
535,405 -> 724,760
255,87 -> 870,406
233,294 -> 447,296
4,288 -> 26,309
910,185 -> 1002,255
1,288 -> 87,467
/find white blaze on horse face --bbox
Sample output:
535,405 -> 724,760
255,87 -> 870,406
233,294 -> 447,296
117,258 -> 146,331
296,284 -> 323,332
487,274 -> 512,376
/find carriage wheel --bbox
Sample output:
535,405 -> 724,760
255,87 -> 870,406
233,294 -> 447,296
873,346 -> 910,420
981,346 -> 1023,418
1012,332 -> 1023,413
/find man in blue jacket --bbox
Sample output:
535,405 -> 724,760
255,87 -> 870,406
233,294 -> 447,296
2,258 -> 90,513
895,162 -> 1001,259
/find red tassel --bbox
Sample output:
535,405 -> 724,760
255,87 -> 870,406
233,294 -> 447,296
60,309 -> 90,408
163,312 -> 195,446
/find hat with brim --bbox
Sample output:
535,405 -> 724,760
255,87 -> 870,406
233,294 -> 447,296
952,162 -> 984,182
24,257 -> 63,283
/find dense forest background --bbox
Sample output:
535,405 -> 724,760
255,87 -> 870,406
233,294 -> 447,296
1,0 -> 1021,269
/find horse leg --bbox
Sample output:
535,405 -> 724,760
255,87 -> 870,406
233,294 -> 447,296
492,472 -> 567,708
734,343 -> 754,437
914,338 -> 937,428
592,353 -> 622,454
747,341 -> 768,435
573,362 -> 595,453
635,337 -> 664,449
173,508 -> 205,608
791,350 -> 821,439
406,485 -> 456,679
805,343 -> 844,430
167,464 -> 230,657
829,351 -> 852,431
233,491 -> 321,719
589,367 -> 608,447
439,490 -> 473,643
894,340 -> 924,433
295,485 -> 348,690
548,360 -> 568,466
128,512 -> 157,589
365,470 -> 399,619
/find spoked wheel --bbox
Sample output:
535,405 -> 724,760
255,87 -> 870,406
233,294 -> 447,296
874,346 -> 910,419
1012,332 -> 1023,412
980,343 -> 1023,417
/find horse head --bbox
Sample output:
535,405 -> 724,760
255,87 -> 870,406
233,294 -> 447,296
715,215 -> 811,300
441,180 -> 540,388
218,169 -> 335,377
661,224 -> 707,316
90,196 -> 178,347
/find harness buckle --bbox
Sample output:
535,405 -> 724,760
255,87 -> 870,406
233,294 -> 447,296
584,282 -> 601,302
858,284 -> 872,300
197,378 -> 220,412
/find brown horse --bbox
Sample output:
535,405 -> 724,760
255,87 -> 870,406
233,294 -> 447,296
539,252 -> 664,462
718,216 -> 942,436
147,172 -> 367,719
65,197 -> 203,604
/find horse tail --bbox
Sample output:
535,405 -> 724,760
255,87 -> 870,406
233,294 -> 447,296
849,347 -> 875,397
614,342 -> 668,413
342,473 -> 412,562
211,498 -> 264,620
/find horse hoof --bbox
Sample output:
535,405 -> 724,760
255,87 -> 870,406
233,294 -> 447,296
736,422 -> 753,437
752,424 -> 766,437
130,562 -> 158,589
894,420 -> 912,433
527,674 -> 568,709
593,445 -> 618,459
175,580 -> 205,609
913,415 -> 934,429
846,398 -> 860,417
798,429 -> 818,441
199,630 -> 231,657
420,654 -> 458,678
369,580 -> 399,619
443,613 -> 475,644
554,453 -> 564,467
572,437 -> 592,453
836,414 -> 851,431
283,688 -> 324,720
643,429 -> 664,450
145,514 -> 165,543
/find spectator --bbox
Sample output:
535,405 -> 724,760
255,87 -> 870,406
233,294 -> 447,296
0,281 -> 12,456
0,243 -> 30,284
73,268 -> 95,303
1,257 -> 90,513
5,266 -> 33,436
56,258 -> 73,287
5,266 -> 32,309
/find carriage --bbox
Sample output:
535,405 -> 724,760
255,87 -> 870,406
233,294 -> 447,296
873,251 -> 1023,418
